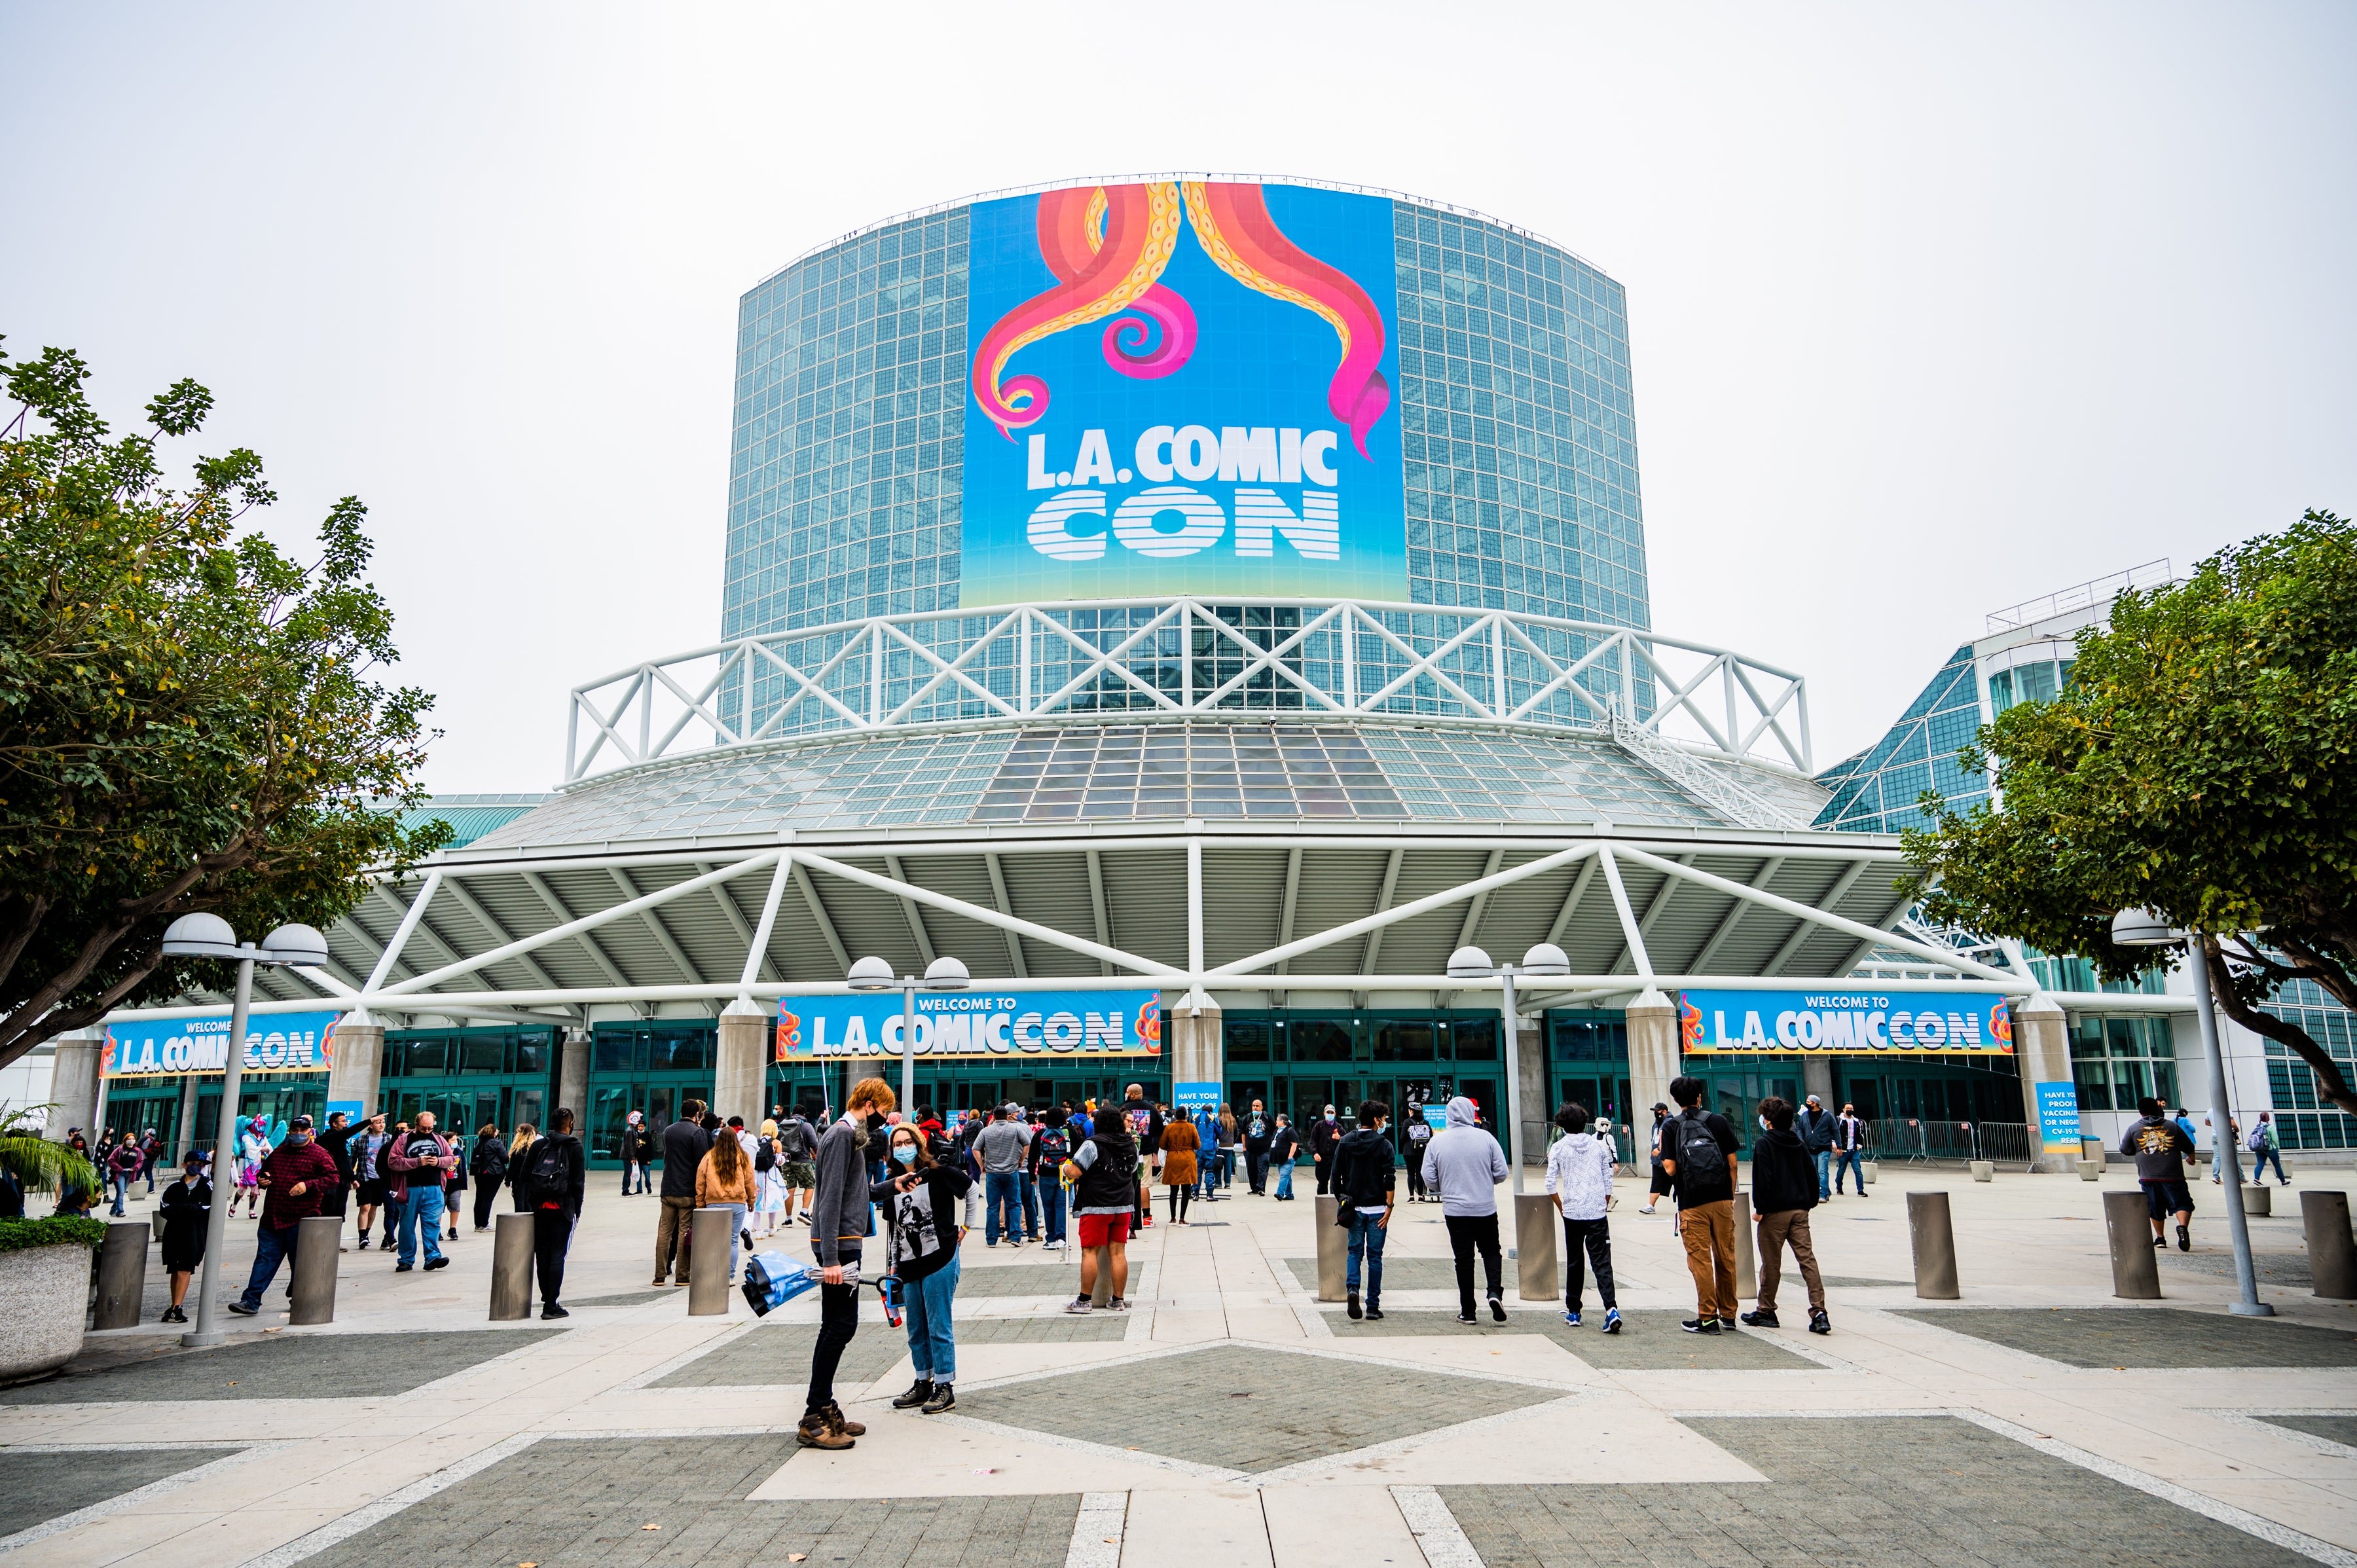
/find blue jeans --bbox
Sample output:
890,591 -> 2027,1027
2252,1146 -> 2287,1182
109,1173 -> 130,1215
238,1221 -> 300,1309
1019,1171 -> 1041,1239
904,1252 -> 960,1383
712,1202 -> 748,1279
396,1186 -> 446,1266
1275,1159 -> 1295,1199
1040,1178 -> 1067,1245
1346,1210 -> 1388,1302
985,1171 -> 1022,1244
1812,1149 -> 1832,1199
1833,1149 -> 1864,1193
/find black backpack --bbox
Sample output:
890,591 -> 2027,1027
755,1138 -> 776,1173
1674,1110 -> 1728,1187
522,1138 -> 570,1206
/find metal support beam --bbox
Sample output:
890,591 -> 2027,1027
1453,849 -> 1508,952
985,853 -> 1029,978
1763,860 -> 1871,977
792,860 -> 852,975
516,870 -> 646,1017
1596,848 -> 1654,978
882,856 -> 938,966
730,858 -> 792,991
360,871 -> 442,994
1610,854 -> 1689,975
1241,841 -> 1598,979
610,867 -> 703,986
794,847 -> 1178,978
1834,888 -> 1924,978
1084,850 -> 1112,979
1273,847 -> 1302,987
1544,855 -> 1600,947
1690,857 -> 1783,975
1357,847 -> 1408,977
437,876 -> 571,1001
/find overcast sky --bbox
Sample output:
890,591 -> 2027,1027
6,3 -> 2351,791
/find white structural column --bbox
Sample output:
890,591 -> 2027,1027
48,1029 -> 105,1143
1624,989 -> 1681,1135
558,1030 -> 590,1123
1172,996 -> 1224,1091
715,998 -> 771,1128
2014,993 -> 2074,1173
327,1015 -> 386,1119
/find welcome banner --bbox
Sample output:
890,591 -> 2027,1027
1677,988 -> 2015,1055
103,1011 -> 341,1077
777,989 -> 1161,1060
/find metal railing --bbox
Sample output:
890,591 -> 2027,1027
1862,1118 -> 2033,1170
564,598 -> 1812,784
1984,560 -> 2171,634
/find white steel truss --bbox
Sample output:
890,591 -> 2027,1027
562,598 -> 1812,783
117,827 -> 2191,1030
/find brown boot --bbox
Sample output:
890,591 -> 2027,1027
796,1408 -> 854,1449
825,1400 -> 866,1436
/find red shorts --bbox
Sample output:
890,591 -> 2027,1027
1076,1212 -> 1131,1249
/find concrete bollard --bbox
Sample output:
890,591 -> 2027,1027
2303,1190 -> 2357,1300
92,1221 -> 148,1330
1515,1193 -> 1558,1302
289,1215 -> 342,1326
2102,1188 -> 2162,1299
1907,1190 -> 1960,1299
1970,1160 -> 1994,1182
2239,1184 -> 2273,1218
2077,1159 -> 2104,1181
1860,1160 -> 1879,1186
1315,1194 -> 1347,1301
1733,1192 -> 1757,1300
150,1209 -> 168,1243
489,1212 -> 536,1321
687,1206 -> 734,1316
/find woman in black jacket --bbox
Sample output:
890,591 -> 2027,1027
875,1122 -> 973,1415
156,1154 -> 211,1324
469,1124 -> 507,1231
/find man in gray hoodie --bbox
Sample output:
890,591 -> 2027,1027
1421,1096 -> 1509,1323
974,1104 -> 1032,1247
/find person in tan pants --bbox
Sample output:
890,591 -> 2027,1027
1741,1095 -> 1831,1334
1662,1075 -> 1742,1334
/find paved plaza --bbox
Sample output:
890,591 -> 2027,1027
4,1167 -> 2355,1566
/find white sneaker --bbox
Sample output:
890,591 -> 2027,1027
1637,1204 -> 1656,1215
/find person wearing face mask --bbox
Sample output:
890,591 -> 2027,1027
876,1123 -> 975,1415
227,1114 -> 340,1317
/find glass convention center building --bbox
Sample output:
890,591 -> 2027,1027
88,177 -> 2185,1173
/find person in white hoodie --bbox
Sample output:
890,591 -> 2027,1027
1421,1096 -> 1510,1324
1543,1102 -> 1622,1334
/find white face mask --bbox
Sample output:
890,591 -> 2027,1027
1759,1116 -> 1771,1132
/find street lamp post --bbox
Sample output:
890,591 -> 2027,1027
847,954 -> 970,1116
158,915 -> 329,1347
2112,909 -> 2273,1318
1447,943 -> 1572,1193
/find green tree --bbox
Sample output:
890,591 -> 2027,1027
0,338 -> 450,1068
1905,509 -> 2357,1114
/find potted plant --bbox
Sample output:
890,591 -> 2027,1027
0,1105 -> 105,1384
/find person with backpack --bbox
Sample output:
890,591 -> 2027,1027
1192,1104 -> 1220,1202
754,1120 -> 789,1238
1330,1097 -> 1397,1321
351,1115 -> 390,1249
695,1118 -> 761,1279
1063,1097 -> 1141,1313
2250,1113 -> 2289,1185
771,1108 -> 815,1227
974,1104 -> 1032,1247
1742,1095 -> 1831,1335
799,1076 -> 894,1451
653,1099 -> 714,1286
385,1112 -> 457,1272
1404,1110 -> 1433,1202
1544,1101 -> 1622,1334
1423,1095 -> 1510,1324
1831,1103 -> 1868,1195
519,1108 -> 585,1319
441,1130 -> 467,1241
1032,1108 -> 1072,1250
1310,1104 -> 1343,1195
876,1121 -> 974,1416
1159,1110 -> 1201,1225
1637,1103 -> 1673,1215
505,1123 -> 539,1211
619,1110 -> 648,1195
1662,1076 -> 1741,1334
469,1123 -> 507,1232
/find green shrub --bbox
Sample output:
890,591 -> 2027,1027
0,1215 -> 109,1254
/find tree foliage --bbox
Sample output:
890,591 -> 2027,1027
1905,510 -> 2357,1113
0,337 -> 450,1067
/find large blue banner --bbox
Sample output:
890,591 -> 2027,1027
962,179 -> 1406,606
1677,988 -> 2016,1055
103,1010 -> 342,1078
777,989 -> 1161,1061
